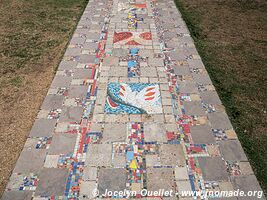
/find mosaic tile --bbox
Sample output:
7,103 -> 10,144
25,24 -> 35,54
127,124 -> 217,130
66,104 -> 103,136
113,31 -> 152,46
105,82 -> 163,114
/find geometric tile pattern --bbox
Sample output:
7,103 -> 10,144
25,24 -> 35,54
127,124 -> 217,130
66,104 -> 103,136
2,0 -> 264,199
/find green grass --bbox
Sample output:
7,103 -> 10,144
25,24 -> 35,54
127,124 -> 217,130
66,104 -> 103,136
174,0 -> 267,193
0,0 -> 88,195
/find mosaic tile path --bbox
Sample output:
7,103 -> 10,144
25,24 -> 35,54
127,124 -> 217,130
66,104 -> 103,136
2,0 -> 265,199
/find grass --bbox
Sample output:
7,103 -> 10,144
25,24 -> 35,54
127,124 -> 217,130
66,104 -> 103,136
174,0 -> 267,193
0,0 -> 88,196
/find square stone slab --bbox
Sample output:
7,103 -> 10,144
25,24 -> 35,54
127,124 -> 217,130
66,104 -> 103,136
198,157 -> 229,181
35,168 -> 69,196
178,80 -> 198,94
190,124 -> 216,144
159,144 -> 185,166
49,133 -> 77,154
176,180 -> 192,193
145,154 -> 160,167
144,123 -> 167,143
41,95 -> 64,110
173,66 -> 190,76
51,76 -> 72,88
175,166 -> 189,180
183,101 -> 205,116
29,119 -> 57,137
86,144 -> 112,166
192,74 -> 212,85
112,154 -> 126,168
58,107 -> 83,123
68,85 -> 88,99
219,140 -> 248,161
147,168 -> 175,191
73,68 -> 93,79
201,91 -> 222,105
58,60 -> 77,70
1,191 -> 33,200
102,123 -> 127,143
82,166 -> 98,181
98,168 -> 127,196
231,175 -> 265,200
208,112 -> 233,130
79,181 -> 97,199
13,149 -> 46,173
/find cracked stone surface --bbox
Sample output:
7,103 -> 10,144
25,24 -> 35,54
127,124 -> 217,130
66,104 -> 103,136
3,0 -> 264,199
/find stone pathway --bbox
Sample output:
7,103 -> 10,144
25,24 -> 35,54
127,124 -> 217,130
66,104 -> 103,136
2,0 -> 265,199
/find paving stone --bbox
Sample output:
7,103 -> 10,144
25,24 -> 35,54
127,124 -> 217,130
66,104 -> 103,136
1,191 -> 33,200
44,155 -> 59,168
86,144 -> 112,166
147,168 -> 175,191
201,90 -> 222,105
58,61 -> 78,70
145,154 -> 160,167
192,73 -> 212,85
112,48 -> 129,57
219,140 -> 248,161
231,175 -> 265,200
198,157 -> 229,181
144,123 -> 167,142
178,80 -> 198,93
109,67 -> 127,76
51,76 -> 72,88
68,85 -> 88,98
73,68 -> 93,79
79,181 -> 97,199
174,166 -> 189,180
190,124 -> 216,144
102,123 -> 127,143
41,95 -> 64,110
159,144 -> 185,166
29,119 -> 57,137
183,101 -> 205,116
35,168 -> 69,196
59,106 -> 83,123
102,56 -> 119,66
98,168 -> 127,196
49,133 -> 77,154
140,67 -> 157,77
208,112 -> 233,129
239,162 -> 254,175
13,149 -> 46,173
173,66 -> 190,75
82,166 -> 98,181
176,180 -> 192,193
113,154 -> 126,168
81,54 -> 96,64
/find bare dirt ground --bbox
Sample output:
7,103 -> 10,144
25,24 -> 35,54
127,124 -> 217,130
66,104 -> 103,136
0,0 -> 88,195
176,0 -> 267,193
